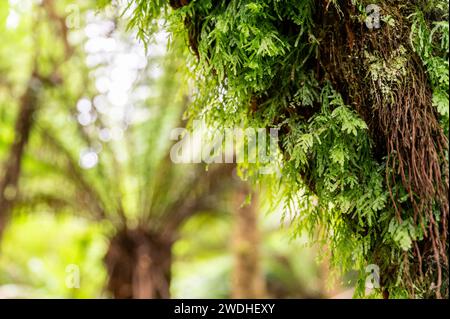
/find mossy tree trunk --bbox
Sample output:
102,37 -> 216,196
315,0 -> 448,298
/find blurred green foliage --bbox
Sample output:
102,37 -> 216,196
0,213 -> 108,298
0,210 -> 335,298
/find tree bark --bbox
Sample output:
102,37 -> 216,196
104,228 -> 173,299
0,72 -> 41,238
231,184 -> 266,299
315,0 -> 448,298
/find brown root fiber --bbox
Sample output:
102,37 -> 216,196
316,0 -> 448,298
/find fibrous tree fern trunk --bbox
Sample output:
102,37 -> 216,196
104,228 -> 173,299
315,0 -> 448,298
